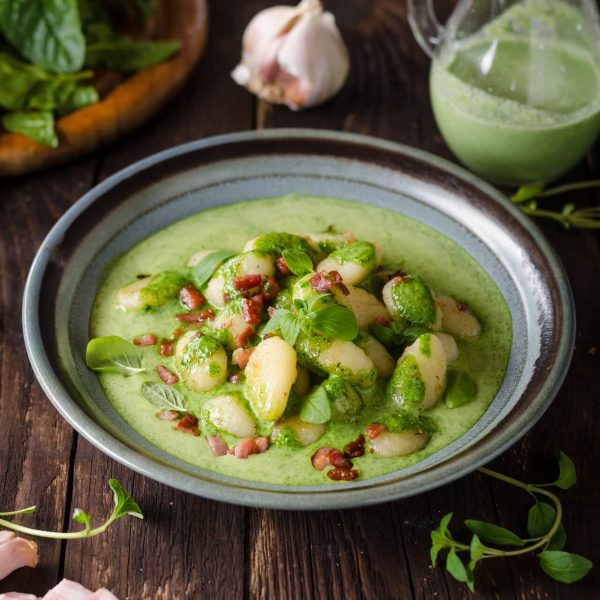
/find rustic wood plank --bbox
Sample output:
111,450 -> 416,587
0,158 -> 98,596
60,1 -> 257,598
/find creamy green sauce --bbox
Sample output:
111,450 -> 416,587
90,195 -> 512,485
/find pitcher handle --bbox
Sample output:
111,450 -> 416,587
407,0 -> 444,59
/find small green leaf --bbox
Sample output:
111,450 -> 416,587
72,508 -> 91,531
444,370 -> 477,409
279,312 -> 302,346
282,249 -> 313,277
108,479 -> 143,520
469,534 -> 486,563
527,502 -> 556,538
446,548 -> 469,583
539,551 -> 593,584
299,385 -> 331,424
85,336 -> 145,376
312,306 -> 358,341
439,512 -> 453,538
2,110 -> 58,147
465,519 -> 524,546
191,250 -> 236,289
430,530 -> 448,566
553,451 -> 577,490
511,183 -> 545,203
547,524 -> 567,551
141,381 -> 186,411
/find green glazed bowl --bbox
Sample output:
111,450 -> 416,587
22,130 -> 574,510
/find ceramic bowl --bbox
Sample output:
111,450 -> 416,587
23,130 -> 574,509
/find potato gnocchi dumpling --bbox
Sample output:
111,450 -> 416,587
175,331 -> 228,392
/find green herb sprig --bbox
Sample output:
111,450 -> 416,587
512,181 -> 600,229
0,479 -> 143,540
431,451 -> 593,591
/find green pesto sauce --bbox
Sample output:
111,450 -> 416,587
387,354 -> 425,407
90,195 -> 512,486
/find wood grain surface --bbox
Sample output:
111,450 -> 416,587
1,1 -> 598,598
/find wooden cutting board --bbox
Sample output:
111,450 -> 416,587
0,0 -> 208,177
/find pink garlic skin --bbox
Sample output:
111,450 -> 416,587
232,0 -> 349,110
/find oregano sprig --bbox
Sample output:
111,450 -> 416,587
511,180 -> 600,229
0,479 -> 143,540
430,451 -> 592,591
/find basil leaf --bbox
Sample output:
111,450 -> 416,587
2,111 -> 58,147
430,513 -> 453,566
299,385 -> 331,424
552,450 -> 577,490
57,85 -> 99,116
465,520 -> 524,547
0,0 -> 85,73
282,249 -> 313,276
108,479 -> 143,520
312,305 -> 358,341
141,381 -> 185,411
469,534 -> 485,564
279,312 -> 301,346
72,508 -> 91,531
511,183 -> 545,204
191,250 -> 236,289
85,38 -> 181,71
85,336 -> 145,376
445,548 -> 469,584
538,551 -> 593,584
527,502 -> 556,538
547,524 -> 567,551
261,308 -> 287,335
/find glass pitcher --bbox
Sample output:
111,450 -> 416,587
408,0 -> 600,185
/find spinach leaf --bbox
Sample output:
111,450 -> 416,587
85,336 -> 145,376
2,111 -> 58,147
0,0 -> 86,73
85,38 -> 181,71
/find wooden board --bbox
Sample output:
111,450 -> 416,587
0,1 -> 598,598
0,0 -> 208,177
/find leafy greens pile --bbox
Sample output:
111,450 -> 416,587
0,0 -> 181,147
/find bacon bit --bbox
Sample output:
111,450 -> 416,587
176,309 -> 215,323
309,272 -> 333,292
232,347 -> 254,369
172,327 -> 185,339
235,326 -> 255,348
228,373 -> 241,384
206,434 -> 229,457
267,306 -> 277,318
311,446 -> 336,471
233,274 -> 262,291
179,285 -> 205,310
174,414 -> 200,436
254,436 -> 269,453
159,338 -> 174,357
390,273 -> 407,283
275,257 -> 291,276
338,282 -> 350,295
133,334 -> 157,346
376,265 -> 384,272
327,468 -> 359,481
158,409 -> 179,421
329,449 -> 353,470
330,271 -> 349,295
242,297 -> 262,324
344,434 -> 366,458
261,276 -> 280,301
373,315 -> 392,327
157,365 -> 179,385
233,437 -> 255,459
365,423 -> 386,440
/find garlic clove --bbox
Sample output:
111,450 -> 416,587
232,0 -> 350,110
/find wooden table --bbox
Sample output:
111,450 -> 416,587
1,1 -> 598,598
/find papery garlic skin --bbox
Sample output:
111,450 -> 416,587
232,0 -> 349,110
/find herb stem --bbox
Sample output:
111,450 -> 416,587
0,515 -> 118,540
538,179 -> 600,198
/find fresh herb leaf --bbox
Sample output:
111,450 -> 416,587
430,513 -> 453,565
109,479 -> 143,520
511,183 -> 545,204
57,85 -> 99,115
0,0 -> 86,73
312,305 -> 358,340
552,451 -> 577,490
191,250 -> 236,289
282,249 -> 313,276
0,479 -> 142,539
446,548 -> 472,590
2,110 -> 58,147
85,38 -> 181,71
527,502 -> 556,538
299,385 -> 331,424
72,508 -> 91,532
279,312 -> 302,346
539,551 -> 593,584
465,520 -> 524,547
547,524 -> 567,551
85,336 -> 145,376
141,381 -> 186,411
469,534 -> 485,566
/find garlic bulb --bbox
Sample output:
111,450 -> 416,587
231,0 -> 350,110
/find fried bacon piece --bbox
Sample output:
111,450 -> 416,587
157,365 -> 178,385
133,334 -> 157,346
179,285 -> 205,310
174,414 -> 200,436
